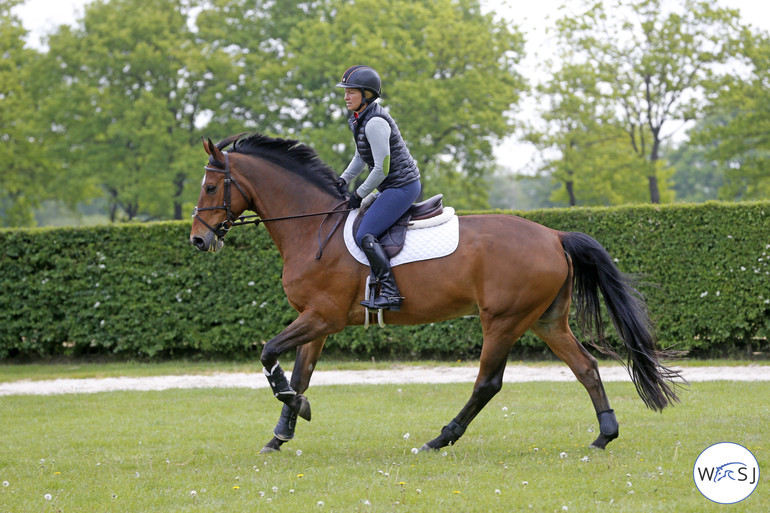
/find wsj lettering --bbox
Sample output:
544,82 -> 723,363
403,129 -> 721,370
696,462 -> 757,485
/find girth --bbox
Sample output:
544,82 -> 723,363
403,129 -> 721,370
352,194 -> 444,259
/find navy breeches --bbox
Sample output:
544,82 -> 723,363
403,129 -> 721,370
354,180 -> 422,248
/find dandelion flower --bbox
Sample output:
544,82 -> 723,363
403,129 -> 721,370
190,490 -> 197,497
416,489 -> 422,494
411,448 -> 419,454
495,489 -> 501,494
502,406 -> 508,412
290,489 -> 295,493
2,481 -> 9,487
452,490 -> 461,494
560,452 -> 568,459
272,486 -> 278,493
297,473 -> 305,478
44,494 -> 52,500
296,450 -> 303,456
233,486 -> 240,490
317,500 -> 325,506
403,433 -> 410,440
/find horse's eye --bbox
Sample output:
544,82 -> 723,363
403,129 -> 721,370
206,185 -> 217,195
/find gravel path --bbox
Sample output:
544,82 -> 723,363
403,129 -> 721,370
2,365 -> 769,396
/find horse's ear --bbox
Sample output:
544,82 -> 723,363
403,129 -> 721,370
202,137 -> 212,156
207,138 -> 226,162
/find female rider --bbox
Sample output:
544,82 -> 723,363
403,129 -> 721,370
335,65 -> 421,311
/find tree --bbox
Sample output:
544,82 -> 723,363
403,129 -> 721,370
0,0 -> 57,226
539,0 -> 747,204
200,0 -> 527,209
689,29 -> 770,200
40,0 -> 239,221
525,61 -> 657,206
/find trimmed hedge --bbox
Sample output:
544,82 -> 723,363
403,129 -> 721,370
1,201 -> 768,360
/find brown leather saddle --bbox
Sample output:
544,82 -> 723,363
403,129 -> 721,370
352,194 -> 445,259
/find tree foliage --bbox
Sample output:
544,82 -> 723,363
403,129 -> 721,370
528,0 -> 748,205
3,0 -> 525,226
688,29 -> 770,200
0,0 -> 59,226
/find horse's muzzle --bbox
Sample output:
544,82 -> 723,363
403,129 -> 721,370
190,234 -> 224,253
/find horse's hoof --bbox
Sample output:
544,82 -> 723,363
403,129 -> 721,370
260,445 -> 279,454
589,432 -> 618,450
418,444 -> 437,452
290,394 -> 312,421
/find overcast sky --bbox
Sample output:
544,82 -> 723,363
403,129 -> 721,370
12,0 -> 770,172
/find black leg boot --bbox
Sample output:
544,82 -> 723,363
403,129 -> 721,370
359,233 -> 404,311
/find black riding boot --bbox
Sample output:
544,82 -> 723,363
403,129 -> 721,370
360,233 -> 403,311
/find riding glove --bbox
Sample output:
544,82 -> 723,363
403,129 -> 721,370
347,192 -> 363,209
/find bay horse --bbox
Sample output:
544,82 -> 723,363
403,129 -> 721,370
189,132 -> 681,454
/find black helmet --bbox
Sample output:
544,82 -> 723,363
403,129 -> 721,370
335,65 -> 382,98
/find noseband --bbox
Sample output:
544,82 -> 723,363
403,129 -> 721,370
192,151 -> 250,240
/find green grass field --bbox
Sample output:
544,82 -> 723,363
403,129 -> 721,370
0,374 -> 767,512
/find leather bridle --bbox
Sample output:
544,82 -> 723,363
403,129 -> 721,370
192,151 -> 250,240
192,150 -> 351,258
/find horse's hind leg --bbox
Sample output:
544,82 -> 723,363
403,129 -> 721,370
261,337 -> 327,453
531,292 -> 619,449
420,313 -> 531,451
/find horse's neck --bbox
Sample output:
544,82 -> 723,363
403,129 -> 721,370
242,159 -> 341,256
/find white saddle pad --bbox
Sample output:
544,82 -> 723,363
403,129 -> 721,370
344,207 -> 460,267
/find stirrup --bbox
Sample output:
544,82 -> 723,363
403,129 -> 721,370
363,276 -> 385,328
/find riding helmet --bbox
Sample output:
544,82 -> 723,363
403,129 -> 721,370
335,65 -> 382,98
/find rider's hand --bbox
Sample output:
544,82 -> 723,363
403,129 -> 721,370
335,177 -> 347,191
347,192 -> 362,209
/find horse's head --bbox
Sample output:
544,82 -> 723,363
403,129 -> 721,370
190,137 -> 250,252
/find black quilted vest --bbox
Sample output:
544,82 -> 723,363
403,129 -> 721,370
347,103 -> 420,190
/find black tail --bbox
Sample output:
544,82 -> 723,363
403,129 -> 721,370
560,231 -> 683,411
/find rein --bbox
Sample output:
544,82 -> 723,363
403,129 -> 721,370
192,151 -> 351,258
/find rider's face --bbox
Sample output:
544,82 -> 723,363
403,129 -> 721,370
344,88 -> 364,112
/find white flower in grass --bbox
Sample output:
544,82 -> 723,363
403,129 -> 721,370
44,494 -> 52,501
272,486 -> 278,493
581,456 -> 590,463
560,451 -> 568,459
403,433 -> 410,440
317,500 -> 325,507
296,449 -> 302,456
495,489 -> 501,494
190,490 -> 197,497
363,499 -> 371,505
2,480 -> 9,487
411,448 -> 419,454
259,491 -> 265,497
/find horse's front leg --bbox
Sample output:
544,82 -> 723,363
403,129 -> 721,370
261,337 -> 327,453
260,309 -> 340,423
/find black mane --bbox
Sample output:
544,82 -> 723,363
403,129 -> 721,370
217,132 -> 346,200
